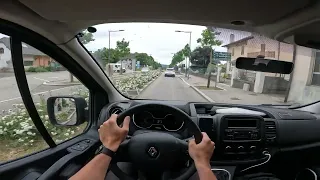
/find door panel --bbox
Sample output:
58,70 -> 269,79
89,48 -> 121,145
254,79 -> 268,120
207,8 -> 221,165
0,130 -> 100,180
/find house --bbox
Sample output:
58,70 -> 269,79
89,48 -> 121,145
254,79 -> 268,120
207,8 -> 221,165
0,37 -> 52,69
214,27 -> 319,104
118,54 -> 136,71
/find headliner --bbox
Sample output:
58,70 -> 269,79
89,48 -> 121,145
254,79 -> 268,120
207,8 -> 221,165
20,0 -> 312,26
0,0 -> 319,44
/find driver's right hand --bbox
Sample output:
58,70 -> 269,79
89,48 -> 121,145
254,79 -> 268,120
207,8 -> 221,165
188,132 -> 215,167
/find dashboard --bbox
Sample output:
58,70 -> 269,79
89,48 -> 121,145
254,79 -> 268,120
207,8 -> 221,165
102,100 -> 320,164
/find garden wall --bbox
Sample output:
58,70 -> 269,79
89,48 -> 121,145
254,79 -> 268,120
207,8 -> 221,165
232,79 -> 254,91
262,77 -> 289,94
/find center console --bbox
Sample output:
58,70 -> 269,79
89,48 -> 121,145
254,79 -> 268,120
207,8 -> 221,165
219,115 -> 265,158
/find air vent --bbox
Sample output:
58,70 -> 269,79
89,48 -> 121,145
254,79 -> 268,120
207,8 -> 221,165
109,107 -> 123,115
265,121 -> 276,143
199,118 -> 215,141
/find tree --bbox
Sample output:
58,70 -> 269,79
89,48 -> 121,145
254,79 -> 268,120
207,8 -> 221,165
135,53 -> 150,66
135,53 -> 161,69
92,48 -> 120,64
197,28 -> 222,88
115,38 -> 130,74
79,30 -> 95,44
190,47 -> 221,67
182,44 -> 191,76
170,50 -> 184,67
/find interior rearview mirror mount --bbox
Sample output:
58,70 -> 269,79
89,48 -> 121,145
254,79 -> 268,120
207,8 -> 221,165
47,96 -> 88,126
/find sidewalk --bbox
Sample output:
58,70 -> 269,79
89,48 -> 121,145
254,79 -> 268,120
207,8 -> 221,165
182,75 -> 288,105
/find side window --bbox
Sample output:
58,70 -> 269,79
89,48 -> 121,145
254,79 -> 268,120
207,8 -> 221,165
0,35 -> 49,162
22,42 -> 89,144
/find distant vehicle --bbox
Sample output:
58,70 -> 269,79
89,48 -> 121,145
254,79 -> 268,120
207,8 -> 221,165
109,63 -> 126,73
164,68 -> 175,77
141,67 -> 149,73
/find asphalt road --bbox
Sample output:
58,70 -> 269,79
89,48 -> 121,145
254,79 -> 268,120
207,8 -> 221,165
138,74 -> 207,102
0,71 -> 207,116
0,71 -> 85,113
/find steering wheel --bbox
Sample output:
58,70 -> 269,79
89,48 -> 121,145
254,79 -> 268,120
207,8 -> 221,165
106,103 -> 203,180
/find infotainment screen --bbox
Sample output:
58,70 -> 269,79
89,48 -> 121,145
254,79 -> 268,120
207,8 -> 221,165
228,119 -> 257,128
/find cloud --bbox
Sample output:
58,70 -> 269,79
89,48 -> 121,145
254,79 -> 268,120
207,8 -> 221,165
84,23 -> 217,65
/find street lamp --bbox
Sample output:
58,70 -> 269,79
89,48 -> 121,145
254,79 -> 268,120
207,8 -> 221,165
175,30 -> 192,78
108,30 -> 124,74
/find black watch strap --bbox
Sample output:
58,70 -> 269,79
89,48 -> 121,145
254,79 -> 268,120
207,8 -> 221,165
101,146 -> 115,158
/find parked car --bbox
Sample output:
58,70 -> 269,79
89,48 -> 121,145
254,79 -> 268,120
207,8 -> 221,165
164,68 -> 175,77
109,63 -> 126,73
141,67 -> 149,73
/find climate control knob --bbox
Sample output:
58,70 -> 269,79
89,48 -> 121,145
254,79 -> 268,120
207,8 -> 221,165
237,146 -> 244,151
250,146 -> 256,151
225,146 -> 232,152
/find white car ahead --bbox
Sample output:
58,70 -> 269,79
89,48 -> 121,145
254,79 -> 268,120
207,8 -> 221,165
164,68 -> 175,77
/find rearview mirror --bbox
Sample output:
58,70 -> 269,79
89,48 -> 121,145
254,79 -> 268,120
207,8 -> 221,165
236,57 -> 294,74
47,96 -> 88,126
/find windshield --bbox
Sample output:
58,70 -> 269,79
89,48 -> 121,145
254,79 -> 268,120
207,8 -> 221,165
81,23 -> 318,105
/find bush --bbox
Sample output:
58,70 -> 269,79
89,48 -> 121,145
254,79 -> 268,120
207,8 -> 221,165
0,88 -> 89,147
26,67 -> 49,73
112,70 -> 161,92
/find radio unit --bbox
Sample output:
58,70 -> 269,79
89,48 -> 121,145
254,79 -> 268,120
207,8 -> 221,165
219,115 -> 265,156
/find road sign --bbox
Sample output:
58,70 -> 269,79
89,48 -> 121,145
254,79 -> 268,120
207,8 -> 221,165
213,51 -> 231,61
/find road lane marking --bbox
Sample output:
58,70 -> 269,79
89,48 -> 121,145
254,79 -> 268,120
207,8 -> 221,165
33,77 -> 49,82
0,97 -> 21,103
0,86 -> 75,103
179,77 -> 215,102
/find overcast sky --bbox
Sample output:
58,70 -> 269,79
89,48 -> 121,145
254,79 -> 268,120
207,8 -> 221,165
85,23 -> 227,65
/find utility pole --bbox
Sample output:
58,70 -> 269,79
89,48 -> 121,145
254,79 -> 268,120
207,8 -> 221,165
175,30 -> 192,78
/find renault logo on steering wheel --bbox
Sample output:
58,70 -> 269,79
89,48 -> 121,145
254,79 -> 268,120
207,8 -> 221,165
147,147 -> 158,158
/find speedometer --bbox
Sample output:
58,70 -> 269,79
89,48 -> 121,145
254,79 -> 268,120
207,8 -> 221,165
162,114 -> 184,131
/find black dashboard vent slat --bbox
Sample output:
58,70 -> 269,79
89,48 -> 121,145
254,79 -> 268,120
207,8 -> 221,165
265,121 -> 276,143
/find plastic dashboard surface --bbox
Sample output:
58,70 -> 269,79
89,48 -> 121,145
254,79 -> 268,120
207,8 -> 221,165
102,100 -> 320,152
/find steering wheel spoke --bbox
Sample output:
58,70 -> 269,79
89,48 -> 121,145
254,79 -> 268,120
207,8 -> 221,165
112,139 -> 131,162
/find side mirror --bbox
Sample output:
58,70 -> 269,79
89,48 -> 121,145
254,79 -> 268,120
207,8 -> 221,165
47,96 -> 88,126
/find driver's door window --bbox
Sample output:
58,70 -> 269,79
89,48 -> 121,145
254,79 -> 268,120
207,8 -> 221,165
22,42 -> 89,144
0,35 -> 49,162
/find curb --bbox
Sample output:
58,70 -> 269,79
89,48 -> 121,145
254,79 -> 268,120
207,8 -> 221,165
43,81 -> 81,86
179,77 -> 215,102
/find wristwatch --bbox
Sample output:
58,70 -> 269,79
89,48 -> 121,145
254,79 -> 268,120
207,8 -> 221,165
101,146 -> 116,158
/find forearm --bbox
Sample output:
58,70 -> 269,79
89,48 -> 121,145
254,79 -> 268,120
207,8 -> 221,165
70,154 -> 111,180
195,162 -> 217,180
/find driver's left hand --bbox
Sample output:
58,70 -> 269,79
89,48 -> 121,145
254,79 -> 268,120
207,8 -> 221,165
98,114 -> 130,152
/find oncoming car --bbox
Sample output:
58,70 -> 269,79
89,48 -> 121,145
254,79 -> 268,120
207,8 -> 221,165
164,68 -> 175,77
